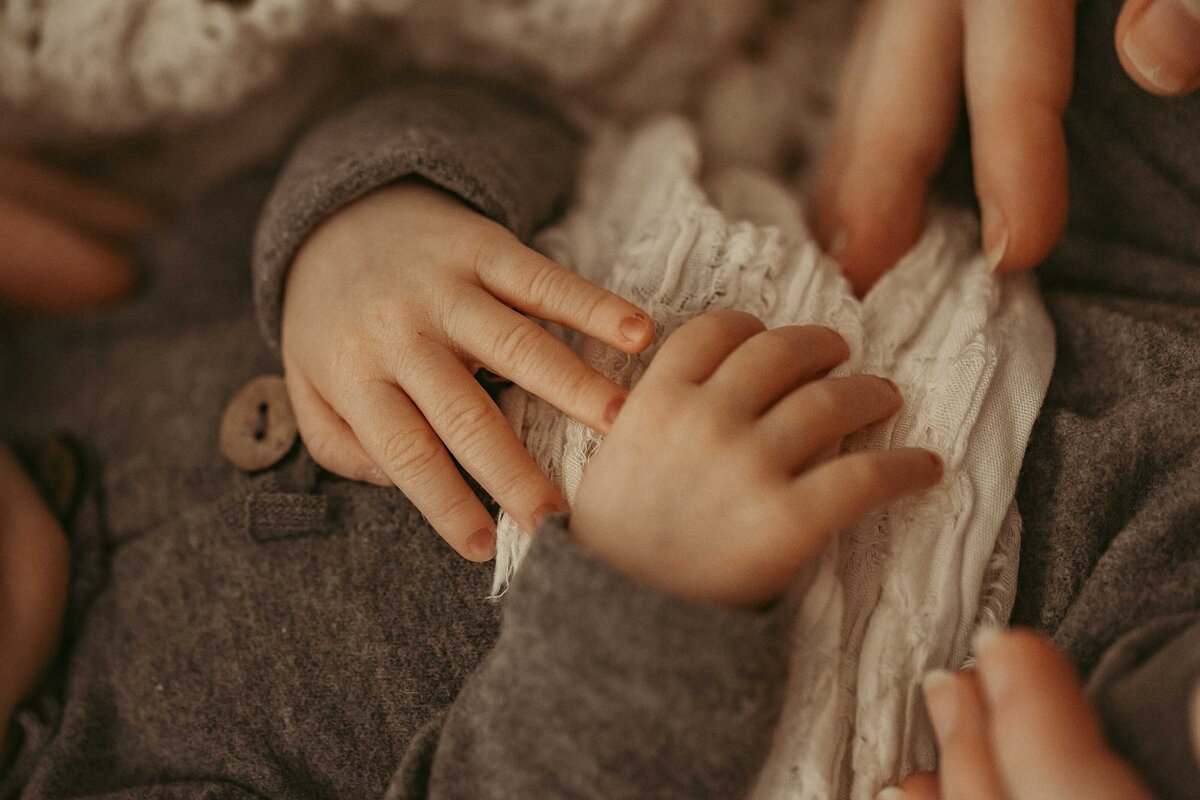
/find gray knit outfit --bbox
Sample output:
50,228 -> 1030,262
2,0 -> 1200,794
1008,1 -> 1200,797
0,78 -> 785,799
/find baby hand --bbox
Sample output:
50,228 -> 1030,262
281,181 -> 653,561
570,310 -> 942,608
816,0 -> 1198,294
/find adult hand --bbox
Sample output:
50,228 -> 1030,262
879,628 -> 1154,800
0,446 -> 70,745
816,0 -> 1200,296
0,149 -> 156,311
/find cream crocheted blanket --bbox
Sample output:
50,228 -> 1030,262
1,1 -> 1056,797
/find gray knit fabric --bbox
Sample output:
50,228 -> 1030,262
1010,1 -> 1200,796
0,82 -> 786,798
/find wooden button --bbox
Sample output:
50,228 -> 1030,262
219,375 -> 298,472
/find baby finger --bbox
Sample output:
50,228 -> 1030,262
789,447 -> 943,554
453,293 -> 629,433
286,370 -> 389,486
758,374 -> 902,471
477,245 -> 654,353
345,380 -> 498,562
400,342 -> 567,535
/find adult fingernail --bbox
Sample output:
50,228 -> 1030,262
972,627 -> 1010,703
923,669 -> 958,742
972,625 -> 1002,658
876,788 -> 907,800
1123,0 -> 1200,95
467,527 -> 496,562
980,199 -> 1008,272
620,314 -> 652,345
604,395 -> 626,425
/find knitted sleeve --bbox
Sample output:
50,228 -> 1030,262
1087,613 -> 1200,800
252,74 -> 583,351
385,516 -> 791,800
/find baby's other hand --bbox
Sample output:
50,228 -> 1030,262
281,181 -> 653,561
570,310 -> 942,608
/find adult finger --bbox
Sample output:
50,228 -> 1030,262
1115,0 -> 1200,96
705,325 -> 850,416
886,771 -> 942,800
285,369 -> 390,486
963,0 -> 1075,273
0,150 -> 159,239
645,309 -> 767,385
398,341 -> 566,535
451,290 -> 629,433
341,379 -> 497,562
758,374 -> 902,470
0,447 -> 69,722
0,195 -> 135,311
817,0 -> 964,294
922,669 -> 1005,800
785,447 -> 943,562
476,243 -> 654,353
974,628 -> 1154,800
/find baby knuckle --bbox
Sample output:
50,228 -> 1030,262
436,394 -> 494,443
493,322 -> 543,371
522,259 -> 567,305
380,428 -> 444,482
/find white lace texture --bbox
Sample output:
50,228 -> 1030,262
495,118 -> 1055,799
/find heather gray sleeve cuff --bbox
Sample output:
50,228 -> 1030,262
252,75 -> 583,351
1087,613 -> 1200,800
388,516 -> 790,800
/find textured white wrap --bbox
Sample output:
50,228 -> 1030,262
495,119 -> 1055,799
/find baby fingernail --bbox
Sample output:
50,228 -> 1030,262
467,527 -> 496,562
981,199 -> 1008,272
1123,0 -> 1200,94
604,395 -> 626,425
876,788 -> 907,800
620,314 -> 652,345
922,669 -> 958,741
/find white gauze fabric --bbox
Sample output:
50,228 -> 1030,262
494,118 -> 1055,800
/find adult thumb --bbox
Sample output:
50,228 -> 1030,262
1116,0 -> 1200,96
